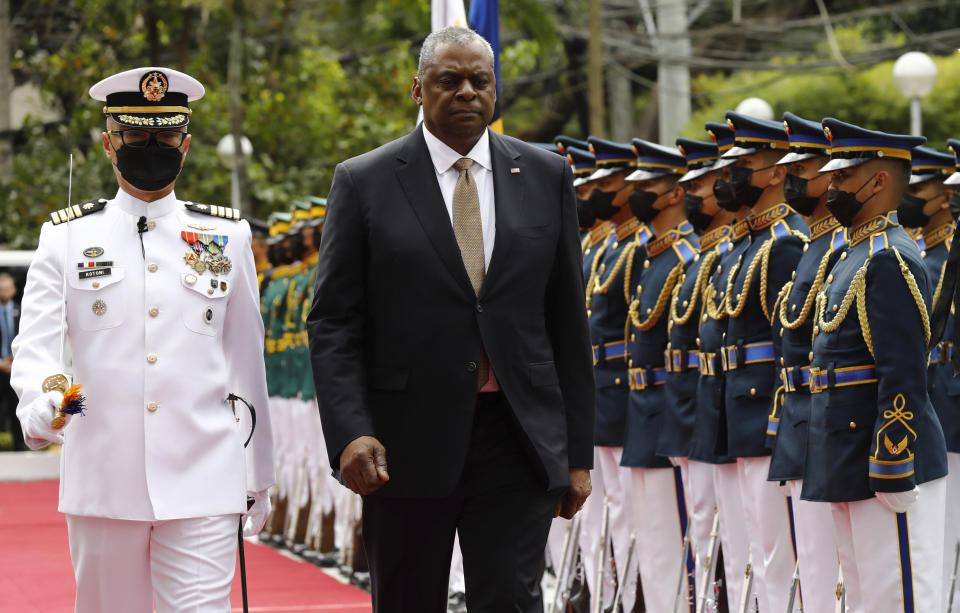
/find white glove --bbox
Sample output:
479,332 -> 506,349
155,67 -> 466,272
668,456 -> 684,467
875,487 -> 919,514
22,390 -> 68,449
242,489 -> 272,537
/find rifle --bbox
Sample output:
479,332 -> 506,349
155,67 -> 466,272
949,539 -> 960,612
737,559 -> 754,613
612,533 -> 636,613
591,498 -> 610,613
696,508 -> 721,613
674,531 -> 693,612
785,561 -> 802,612
549,515 -> 581,613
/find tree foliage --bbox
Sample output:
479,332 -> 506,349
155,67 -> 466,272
4,1 -> 960,248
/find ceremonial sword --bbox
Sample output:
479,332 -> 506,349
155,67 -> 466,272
229,393 -> 257,613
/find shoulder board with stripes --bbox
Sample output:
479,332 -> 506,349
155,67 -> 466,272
770,219 -> 791,241
672,238 -> 698,264
184,201 -> 242,221
50,198 -> 108,225
831,227 -> 848,252
869,232 -> 890,258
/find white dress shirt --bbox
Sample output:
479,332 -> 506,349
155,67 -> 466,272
422,126 -> 496,270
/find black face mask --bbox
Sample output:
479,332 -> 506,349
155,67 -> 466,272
627,189 -> 664,223
783,173 -> 822,216
588,190 -> 619,220
577,198 -> 597,229
714,177 -> 739,212
897,194 -> 933,229
683,193 -> 714,233
949,193 -> 960,220
113,141 -> 184,192
729,164 -> 774,208
826,173 -> 878,227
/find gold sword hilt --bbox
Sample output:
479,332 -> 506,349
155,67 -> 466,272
42,374 -> 70,430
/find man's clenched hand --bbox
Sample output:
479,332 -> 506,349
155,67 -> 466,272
340,436 -> 390,496
557,468 -> 592,519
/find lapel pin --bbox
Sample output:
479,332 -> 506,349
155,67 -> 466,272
510,167 -> 520,174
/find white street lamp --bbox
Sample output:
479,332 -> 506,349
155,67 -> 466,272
735,97 -> 774,121
216,134 -> 253,210
893,51 -> 938,136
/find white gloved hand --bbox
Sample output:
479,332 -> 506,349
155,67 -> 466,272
22,390 -> 68,448
875,487 -> 919,514
668,456 -> 684,467
242,489 -> 272,537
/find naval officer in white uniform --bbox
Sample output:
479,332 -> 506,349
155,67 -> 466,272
11,67 -> 274,613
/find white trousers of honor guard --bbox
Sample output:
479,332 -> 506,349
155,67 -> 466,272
832,477 -> 946,613
686,459 -> 718,608
629,465 -> 692,613
787,479 -> 840,613
581,446 -> 637,612
713,462 -> 749,608
67,514 -> 239,613
943,453 -> 960,609
736,456 -> 796,612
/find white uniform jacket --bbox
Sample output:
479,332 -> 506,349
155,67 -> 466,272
12,189 -> 274,520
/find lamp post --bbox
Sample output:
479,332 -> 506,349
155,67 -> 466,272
893,51 -> 938,137
216,134 -> 253,212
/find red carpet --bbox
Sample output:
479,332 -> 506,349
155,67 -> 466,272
0,481 -> 371,613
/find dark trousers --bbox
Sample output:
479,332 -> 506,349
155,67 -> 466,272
362,392 -> 562,613
0,371 -> 24,451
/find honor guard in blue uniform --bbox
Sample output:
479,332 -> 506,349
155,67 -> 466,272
618,139 -> 696,611
896,143 -> 959,606
687,120 -> 753,608
579,136 -> 651,611
764,112 -> 842,612
568,146 -> 615,280
803,118 -> 948,613
663,135 -> 732,608
720,111 -> 808,612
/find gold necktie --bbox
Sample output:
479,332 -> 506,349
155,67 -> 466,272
452,158 -> 485,294
452,157 -> 489,388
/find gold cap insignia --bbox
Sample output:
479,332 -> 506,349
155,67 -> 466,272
140,71 -> 168,102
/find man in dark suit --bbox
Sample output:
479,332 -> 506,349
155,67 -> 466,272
307,25 -> 595,613
0,272 -> 23,450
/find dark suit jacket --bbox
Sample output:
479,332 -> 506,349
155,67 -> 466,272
307,125 -> 595,498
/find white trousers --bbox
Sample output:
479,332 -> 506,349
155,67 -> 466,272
687,459 -> 718,608
832,477 -> 946,613
629,466 -> 691,613
580,447 -> 636,611
944,453 -> 960,609
789,479 -> 839,613
714,462 -> 749,609
736,456 -> 795,613
66,514 -> 239,613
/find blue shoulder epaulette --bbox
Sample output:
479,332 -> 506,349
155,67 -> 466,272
184,201 -> 242,221
50,198 -> 108,225
637,224 -> 653,246
870,233 -> 889,258
771,219 -> 791,241
831,227 -> 848,252
673,238 -> 698,264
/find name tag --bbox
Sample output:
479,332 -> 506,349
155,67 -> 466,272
79,268 -> 112,280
